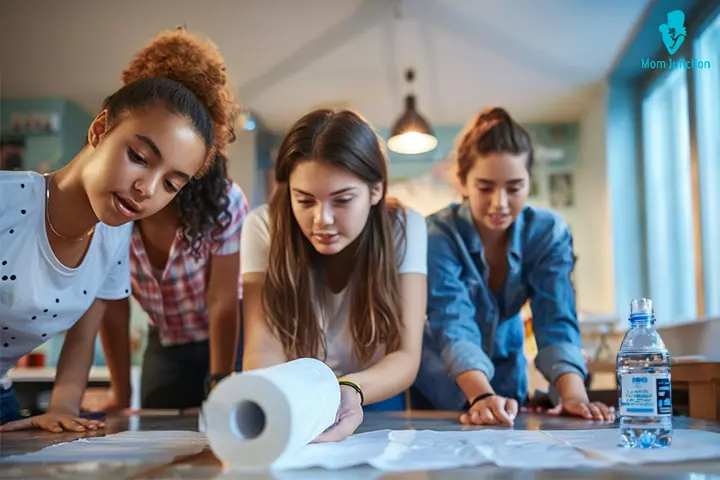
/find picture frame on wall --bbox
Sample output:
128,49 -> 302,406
549,172 -> 574,208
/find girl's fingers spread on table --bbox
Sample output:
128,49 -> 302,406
595,402 -> 615,421
75,417 -> 104,430
489,403 -> 513,426
40,421 -> 64,433
0,418 -> 33,432
59,418 -> 86,432
587,404 -> 604,420
505,399 -> 519,420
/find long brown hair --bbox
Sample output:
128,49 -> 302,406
263,109 -> 406,364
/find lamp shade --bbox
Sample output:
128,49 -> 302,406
387,94 -> 437,155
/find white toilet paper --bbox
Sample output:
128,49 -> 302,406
202,358 -> 341,471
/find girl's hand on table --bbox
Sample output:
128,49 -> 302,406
460,394 -> 518,426
0,411 -> 105,433
547,397 -> 616,421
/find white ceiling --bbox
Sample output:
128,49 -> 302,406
0,0 -> 650,132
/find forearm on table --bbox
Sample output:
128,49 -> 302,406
439,336 -> 495,402
51,346 -> 95,414
455,369 -> 495,403
534,342 -> 587,386
50,301 -> 106,414
342,350 -> 418,406
99,300 -> 132,404
208,299 -> 240,375
554,371 -> 588,401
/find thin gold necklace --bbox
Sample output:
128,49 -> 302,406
45,172 -> 95,242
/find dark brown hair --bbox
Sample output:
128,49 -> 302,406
263,109 -> 406,364
175,151 -> 233,259
102,28 -> 239,177
456,107 -> 534,183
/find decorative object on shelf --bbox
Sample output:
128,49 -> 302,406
387,68 -> 437,155
10,112 -> 61,134
549,172 -> 574,208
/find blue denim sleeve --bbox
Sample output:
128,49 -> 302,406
427,228 -> 495,381
527,224 -> 587,398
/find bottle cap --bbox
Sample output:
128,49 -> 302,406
630,298 -> 653,315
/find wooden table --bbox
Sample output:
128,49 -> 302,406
588,358 -> 720,421
672,361 -> 720,421
1,411 -> 719,478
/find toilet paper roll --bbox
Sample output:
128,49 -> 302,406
203,358 -> 341,471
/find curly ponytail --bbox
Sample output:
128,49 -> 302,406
101,28 -> 239,177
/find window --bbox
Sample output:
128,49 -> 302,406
641,68 -> 696,325
695,12 -> 720,316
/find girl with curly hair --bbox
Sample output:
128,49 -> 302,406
0,28 -> 238,432
241,109 -> 428,443
89,151 -> 248,412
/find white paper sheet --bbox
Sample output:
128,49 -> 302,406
3,428 -> 720,472
277,428 -> 720,471
0,431 -> 207,464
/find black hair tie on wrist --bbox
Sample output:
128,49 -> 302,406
338,380 -> 365,406
469,392 -> 495,409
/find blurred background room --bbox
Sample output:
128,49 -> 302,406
1,0 -> 719,417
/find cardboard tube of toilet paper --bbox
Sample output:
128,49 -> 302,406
203,358 -> 341,470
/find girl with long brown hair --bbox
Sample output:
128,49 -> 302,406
240,109 -> 427,442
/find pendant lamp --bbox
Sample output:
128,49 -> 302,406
387,69 -> 437,155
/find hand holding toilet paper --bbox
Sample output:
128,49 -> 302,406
202,358 -> 342,471
313,385 -> 365,443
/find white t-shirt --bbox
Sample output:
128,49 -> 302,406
0,171 -> 132,380
240,204 -> 427,376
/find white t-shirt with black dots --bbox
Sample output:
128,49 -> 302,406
0,171 -> 132,381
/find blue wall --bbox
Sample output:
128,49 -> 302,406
0,98 -> 93,170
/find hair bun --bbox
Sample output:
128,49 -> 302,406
121,28 -> 238,152
477,106 -> 510,121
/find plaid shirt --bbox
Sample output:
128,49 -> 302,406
130,183 -> 249,346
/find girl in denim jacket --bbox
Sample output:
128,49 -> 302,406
414,107 -> 613,426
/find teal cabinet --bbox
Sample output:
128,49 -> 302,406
0,98 -> 94,171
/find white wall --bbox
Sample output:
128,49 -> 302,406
558,84 -> 616,315
226,130 -> 257,207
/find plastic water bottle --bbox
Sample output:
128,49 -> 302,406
617,298 -> 672,448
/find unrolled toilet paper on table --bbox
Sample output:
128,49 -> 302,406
201,358 -> 342,471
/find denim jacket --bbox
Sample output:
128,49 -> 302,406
414,201 -> 586,409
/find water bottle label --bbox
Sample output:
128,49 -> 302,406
619,373 -> 672,416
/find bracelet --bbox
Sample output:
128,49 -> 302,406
469,392 -> 495,408
338,379 -> 364,406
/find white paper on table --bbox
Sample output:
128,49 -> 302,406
273,430 -> 392,470
266,428 -> 720,472
551,429 -> 720,466
0,431 -> 207,464
368,430 -> 495,471
4,428 -> 720,473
